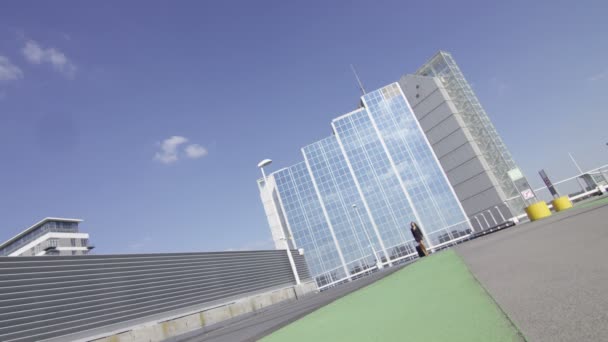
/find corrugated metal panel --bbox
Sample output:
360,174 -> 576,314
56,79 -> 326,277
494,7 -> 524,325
0,250 -> 310,342
290,250 -> 311,280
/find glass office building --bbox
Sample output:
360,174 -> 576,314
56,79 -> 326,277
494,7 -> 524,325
259,83 -> 472,288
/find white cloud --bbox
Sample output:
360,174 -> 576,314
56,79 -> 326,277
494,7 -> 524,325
588,69 -> 608,82
185,144 -> 208,159
22,40 -> 76,78
0,56 -> 23,81
154,136 -> 189,164
154,136 -> 208,164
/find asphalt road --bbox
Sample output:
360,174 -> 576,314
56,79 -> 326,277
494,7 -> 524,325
175,199 -> 608,342
456,201 -> 608,342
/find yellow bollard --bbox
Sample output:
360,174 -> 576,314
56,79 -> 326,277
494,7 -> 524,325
552,196 -> 573,212
525,201 -> 552,221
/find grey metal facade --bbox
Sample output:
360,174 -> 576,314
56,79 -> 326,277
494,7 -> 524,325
0,250 -> 309,342
399,51 -> 533,227
399,74 -> 512,228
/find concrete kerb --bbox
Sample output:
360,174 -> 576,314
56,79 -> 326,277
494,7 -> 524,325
88,280 -> 318,342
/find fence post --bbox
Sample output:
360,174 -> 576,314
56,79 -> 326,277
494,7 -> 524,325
473,216 -> 482,231
485,210 -> 497,226
480,214 -> 490,229
495,206 -> 506,222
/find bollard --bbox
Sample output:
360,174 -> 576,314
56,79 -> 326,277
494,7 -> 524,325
552,196 -> 573,212
525,201 -> 552,221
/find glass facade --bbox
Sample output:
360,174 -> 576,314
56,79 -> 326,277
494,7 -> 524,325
303,136 -> 381,277
262,83 -> 472,288
273,163 -> 347,286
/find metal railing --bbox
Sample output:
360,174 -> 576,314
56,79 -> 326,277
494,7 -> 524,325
316,219 -> 473,291
0,250 -> 311,342
501,163 -> 608,222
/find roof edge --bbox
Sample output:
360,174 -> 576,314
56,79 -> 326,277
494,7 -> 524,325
0,217 -> 83,249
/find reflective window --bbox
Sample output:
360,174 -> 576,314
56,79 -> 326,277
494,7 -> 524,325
273,163 -> 346,282
268,83 -> 472,286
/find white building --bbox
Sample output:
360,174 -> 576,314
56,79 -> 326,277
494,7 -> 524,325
0,217 -> 93,256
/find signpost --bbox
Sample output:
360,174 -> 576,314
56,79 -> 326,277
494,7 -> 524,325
521,189 -> 535,200
539,169 -> 559,198
508,167 -> 536,206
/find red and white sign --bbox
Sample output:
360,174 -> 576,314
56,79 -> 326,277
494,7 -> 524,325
521,189 -> 535,200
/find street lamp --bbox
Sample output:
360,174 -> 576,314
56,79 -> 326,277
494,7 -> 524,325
352,204 -> 383,270
257,159 -> 272,182
278,236 -> 301,285
256,158 -> 300,285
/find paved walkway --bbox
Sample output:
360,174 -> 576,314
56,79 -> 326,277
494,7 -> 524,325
262,250 -> 522,342
457,202 -> 608,342
177,198 -> 608,341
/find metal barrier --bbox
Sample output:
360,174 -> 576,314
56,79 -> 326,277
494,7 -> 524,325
502,163 -> 608,222
0,250 -> 310,342
316,220 -> 472,290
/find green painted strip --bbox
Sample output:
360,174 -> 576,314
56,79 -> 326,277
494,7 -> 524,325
262,250 -> 524,342
575,195 -> 608,209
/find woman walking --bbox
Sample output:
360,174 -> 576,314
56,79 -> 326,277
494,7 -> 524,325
410,222 -> 428,257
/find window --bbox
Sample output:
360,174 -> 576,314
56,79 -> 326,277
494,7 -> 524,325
81,239 -> 88,247
72,251 -> 77,256
71,239 -> 76,247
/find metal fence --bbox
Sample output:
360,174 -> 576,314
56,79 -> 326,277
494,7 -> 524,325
469,163 -> 608,230
0,250 -> 310,342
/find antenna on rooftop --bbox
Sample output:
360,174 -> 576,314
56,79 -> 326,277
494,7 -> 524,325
350,64 -> 366,95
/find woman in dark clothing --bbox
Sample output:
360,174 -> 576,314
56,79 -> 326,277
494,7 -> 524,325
410,222 -> 428,257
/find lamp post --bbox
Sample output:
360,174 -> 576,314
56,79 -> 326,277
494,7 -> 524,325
568,152 -> 588,192
352,204 -> 382,270
256,159 -> 300,285
279,236 -> 301,285
257,159 -> 272,182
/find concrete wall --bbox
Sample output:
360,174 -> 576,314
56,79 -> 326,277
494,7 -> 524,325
87,281 -> 318,342
399,75 -> 511,227
259,176 -> 293,250
0,250 -> 312,342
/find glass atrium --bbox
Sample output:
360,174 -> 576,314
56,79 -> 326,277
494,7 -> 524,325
265,83 -> 472,288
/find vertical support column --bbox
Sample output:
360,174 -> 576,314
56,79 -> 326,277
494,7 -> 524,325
332,119 -> 392,267
286,249 -> 301,285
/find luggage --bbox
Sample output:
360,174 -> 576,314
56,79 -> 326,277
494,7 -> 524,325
416,244 -> 426,258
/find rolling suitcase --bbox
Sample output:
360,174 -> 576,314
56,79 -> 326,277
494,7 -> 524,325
416,244 -> 426,258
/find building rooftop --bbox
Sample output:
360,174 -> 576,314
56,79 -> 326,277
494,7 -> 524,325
0,217 -> 83,249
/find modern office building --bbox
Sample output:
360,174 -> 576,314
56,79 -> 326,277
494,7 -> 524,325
258,83 -> 472,288
0,217 -> 93,256
399,51 -> 534,229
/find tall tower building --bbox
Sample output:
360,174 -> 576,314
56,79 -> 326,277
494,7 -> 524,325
399,51 -> 534,229
258,83 -> 472,288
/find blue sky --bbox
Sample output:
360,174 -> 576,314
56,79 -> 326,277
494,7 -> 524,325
0,1 -> 607,254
